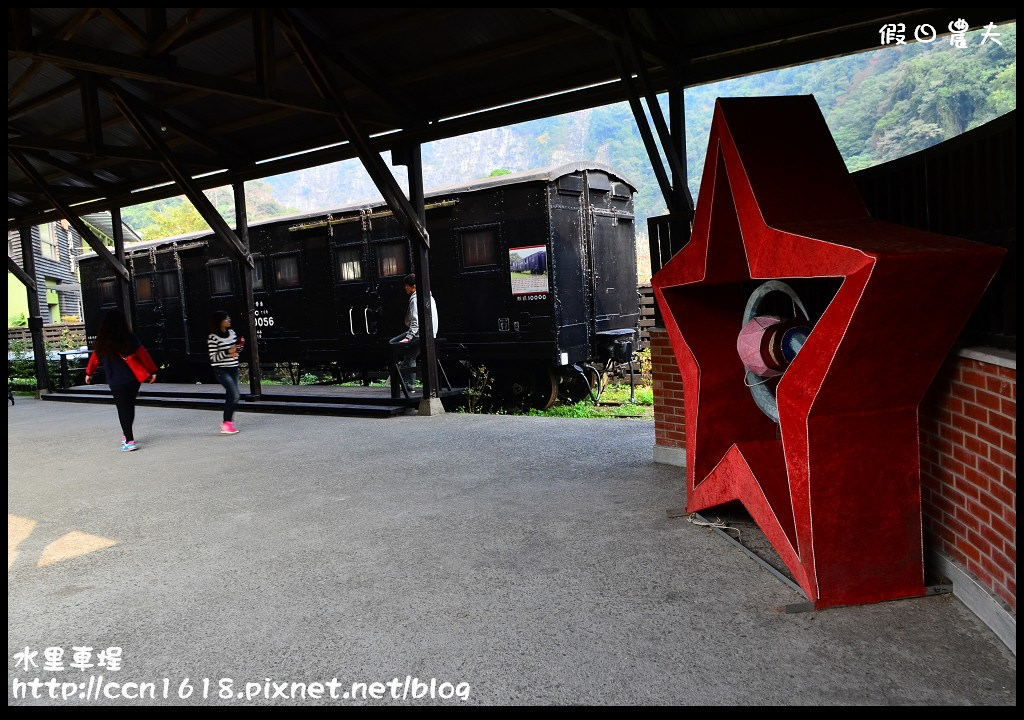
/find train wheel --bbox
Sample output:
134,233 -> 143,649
493,365 -> 559,411
534,367 -> 560,410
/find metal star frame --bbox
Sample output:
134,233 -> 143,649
653,96 -> 1004,608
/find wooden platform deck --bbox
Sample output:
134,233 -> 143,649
42,381 -> 465,418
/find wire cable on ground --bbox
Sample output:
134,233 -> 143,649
686,513 -> 741,542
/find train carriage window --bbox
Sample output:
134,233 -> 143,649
251,256 -> 264,291
135,276 -> 154,303
208,262 -> 233,295
375,241 -> 408,278
98,278 -> 116,306
334,246 -> 362,282
460,227 -> 498,268
273,254 -> 301,288
159,271 -> 179,299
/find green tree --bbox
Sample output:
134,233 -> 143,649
143,200 -> 215,238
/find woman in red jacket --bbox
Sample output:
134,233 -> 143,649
84,309 -> 158,451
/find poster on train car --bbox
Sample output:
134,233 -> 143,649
508,245 -> 549,298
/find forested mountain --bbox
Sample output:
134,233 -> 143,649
123,22 -> 1015,281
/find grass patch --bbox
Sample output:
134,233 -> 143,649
525,383 -> 653,419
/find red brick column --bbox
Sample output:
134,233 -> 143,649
651,328 -> 686,465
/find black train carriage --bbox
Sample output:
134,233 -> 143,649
79,162 -> 640,408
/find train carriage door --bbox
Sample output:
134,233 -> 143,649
85,274 -> 119,347
372,236 -> 413,345
332,237 -> 373,351
587,172 -> 638,333
455,223 -> 503,337
550,173 -> 588,355
156,249 -> 188,361
131,251 -> 162,354
180,247 -> 213,367
296,232 -> 335,350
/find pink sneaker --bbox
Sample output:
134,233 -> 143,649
220,421 -> 239,435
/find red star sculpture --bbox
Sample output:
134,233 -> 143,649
653,96 -> 1005,608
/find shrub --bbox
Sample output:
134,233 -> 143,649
462,364 -> 493,414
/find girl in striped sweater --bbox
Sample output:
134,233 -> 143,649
208,310 -> 244,434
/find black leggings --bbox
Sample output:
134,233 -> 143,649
110,382 -> 141,441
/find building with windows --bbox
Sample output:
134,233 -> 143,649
8,213 -> 144,327
7,221 -> 84,325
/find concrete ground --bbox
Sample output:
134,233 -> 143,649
7,397 -> 1016,706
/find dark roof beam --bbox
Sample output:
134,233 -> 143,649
161,9 -> 249,55
21,149 -> 102,188
100,77 -> 248,161
149,8 -> 206,57
11,68 -> 304,164
144,8 -> 167,44
619,11 -> 693,214
544,8 -> 672,68
8,8 -> 97,105
11,38 -> 391,133
9,149 -> 129,281
630,8 -> 683,58
6,182 -> 107,201
12,37 -> 345,119
286,8 -> 416,126
7,132 -> 224,168
8,255 -> 36,290
336,8 -> 461,45
8,79 -> 79,120
612,43 -> 682,222
11,102 -> 302,203
8,8 -> 33,51
95,8 -> 149,51
389,25 -> 592,95
80,72 -> 103,157
278,9 -> 429,249
111,87 -> 251,264
253,8 -> 276,99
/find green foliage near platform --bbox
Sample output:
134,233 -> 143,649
7,338 -> 61,391
462,365 -> 493,414
525,383 -> 653,420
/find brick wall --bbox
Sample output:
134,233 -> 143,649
920,352 -> 1016,613
651,328 -> 685,451
652,328 -> 1016,613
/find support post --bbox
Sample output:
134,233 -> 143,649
612,45 -> 682,221
18,226 -> 50,396
110,206 -> 133,327
233,182 -> 262,398
398,143 -> 443,416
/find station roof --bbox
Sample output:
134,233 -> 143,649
8,8 -> 1016,229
